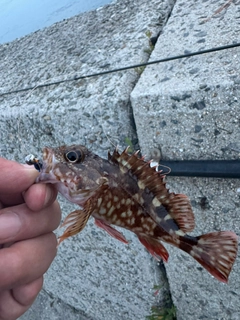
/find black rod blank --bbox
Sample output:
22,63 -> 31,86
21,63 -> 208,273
159,160 -> 240,178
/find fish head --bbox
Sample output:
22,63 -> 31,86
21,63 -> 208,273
36,145 -> 107,205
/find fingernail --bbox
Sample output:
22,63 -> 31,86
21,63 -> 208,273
0,213 -> 21,241
44,187 -> 54,207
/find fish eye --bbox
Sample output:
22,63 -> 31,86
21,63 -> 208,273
65,150 -> 83,163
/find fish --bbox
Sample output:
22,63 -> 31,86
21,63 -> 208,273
35,144 -> 238,283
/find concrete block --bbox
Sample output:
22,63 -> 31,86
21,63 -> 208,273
131,0 -> 240,319
19,289 -> 93,320
164,176 -> 240,320
0,0 -> 177,319
131,0 -> 240,161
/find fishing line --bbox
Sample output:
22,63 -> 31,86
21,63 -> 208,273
6,40 -> 240,155
0,42 -> 240,97
16,81 -> 52,156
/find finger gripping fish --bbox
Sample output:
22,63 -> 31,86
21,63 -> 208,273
34,145 -> 238,283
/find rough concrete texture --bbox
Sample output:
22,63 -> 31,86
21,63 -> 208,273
0,0 -> 177,319
131,0 -> 240,161
20,289 -> 93,320
164,177 -> 240,320
131,0 -> 240,319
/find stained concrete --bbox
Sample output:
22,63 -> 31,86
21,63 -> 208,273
131,0 -> 240,319
0,0 -> 176,319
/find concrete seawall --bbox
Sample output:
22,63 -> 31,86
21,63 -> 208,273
0,0 -> 239,319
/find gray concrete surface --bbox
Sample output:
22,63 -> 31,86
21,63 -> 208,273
131,0 -> 240,319
1,0 -> 239,319
163,177 -> 240,320
20,289 -> 93,320
0,0 -> 177,319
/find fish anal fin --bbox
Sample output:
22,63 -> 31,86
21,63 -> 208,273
95,218 -> 128,244
138,236 -> 169,262
168,193 -> 195,233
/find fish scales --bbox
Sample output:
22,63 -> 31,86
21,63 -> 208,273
35,144 -> 238,283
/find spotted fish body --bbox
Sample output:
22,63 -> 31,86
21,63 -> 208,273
36,145 -> 238,283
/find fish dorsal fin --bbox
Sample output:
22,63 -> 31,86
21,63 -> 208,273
109,148 -> 169,197
109,148 -> 195,233
167,193 -> 195,232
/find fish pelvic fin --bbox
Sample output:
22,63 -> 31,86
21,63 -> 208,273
94,218 -> 128,244
138,235 -> 169,262
179,231 -> 238,283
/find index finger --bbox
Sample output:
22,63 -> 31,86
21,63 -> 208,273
0,158 -> 39,194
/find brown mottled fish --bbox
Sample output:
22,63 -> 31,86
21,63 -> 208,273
34,145 -> 238,283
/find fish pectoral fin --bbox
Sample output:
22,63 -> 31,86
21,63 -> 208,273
58,200 -> 93,244
94,218 -> 128,244
138,236 -> 169,262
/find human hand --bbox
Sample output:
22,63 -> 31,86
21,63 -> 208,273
0,157 -> 61,320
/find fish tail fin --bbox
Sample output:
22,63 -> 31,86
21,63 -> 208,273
180,231 -> 238,283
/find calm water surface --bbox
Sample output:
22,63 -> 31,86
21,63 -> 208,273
0,0 -> 114,44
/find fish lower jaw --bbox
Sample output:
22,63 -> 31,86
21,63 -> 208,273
56,183 -> 88,206
36,171 -> 58,184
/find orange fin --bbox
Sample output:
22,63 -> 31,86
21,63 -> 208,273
94,219 -> 128,244
167,193 -> 195,232
180,231 -> 238,283
138,236 -> 169,262
58,200 -> 93,244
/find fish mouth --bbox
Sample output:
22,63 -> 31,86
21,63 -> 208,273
35,147 -> 59,184
42,147 -> 54,167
